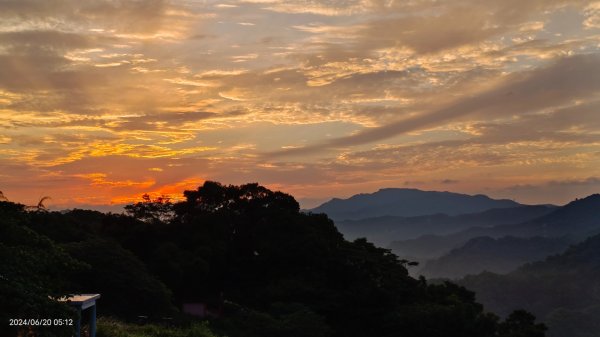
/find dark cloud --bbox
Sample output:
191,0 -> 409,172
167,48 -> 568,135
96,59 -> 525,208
358,6 -> 500,54
441,179 -> 460,184
0,31 -> 118,93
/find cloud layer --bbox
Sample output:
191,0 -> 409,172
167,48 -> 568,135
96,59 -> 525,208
0,0 -> 599,208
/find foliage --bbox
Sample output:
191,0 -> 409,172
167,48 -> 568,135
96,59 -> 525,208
175,181 -> 300,218
544,306 -> 600,337
213,302 -> 332,337
497,310 -> 547,337
125,194 -> 175,224
0,202 -> 82,337
62,238 -> 177,319
97,318 -> 219,337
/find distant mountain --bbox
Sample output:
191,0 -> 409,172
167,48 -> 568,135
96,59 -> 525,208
337,205 -> 555,247
459,233 -> 600,337
389,230 -> 500,261
310,188 -> 522,221
389,194 -> 600,261
496,194 -> 600,239
419,236 -> 571,279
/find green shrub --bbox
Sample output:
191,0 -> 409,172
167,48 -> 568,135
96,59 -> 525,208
97,317 -> 221,337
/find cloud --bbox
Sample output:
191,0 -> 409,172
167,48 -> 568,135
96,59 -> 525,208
441,179 -> 460,184
357,6 -> 501,54
1,0 -> 599,209
240,0 -> 368,16
0,30 -> 100,50
495,177 -> 600,205
107,111 -> 215,131
583,2 -> 600,29
548,177 -> 600,187
268,54 -> 600,157
279,0 -> 588,67
0,0 -> 176,34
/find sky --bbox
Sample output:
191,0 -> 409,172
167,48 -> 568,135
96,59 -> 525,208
0,0 -> 599,210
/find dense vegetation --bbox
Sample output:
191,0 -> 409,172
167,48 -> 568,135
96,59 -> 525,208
1,182 -> 545,336
97,318 -> 218,337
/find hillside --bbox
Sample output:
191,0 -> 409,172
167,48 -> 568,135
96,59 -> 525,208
497,194 -> 600,239
310,188 -> 522,221
337,205 -> 555,247
419,236 -> 571,279
389,194 -> 600,261
459,233 -> 600,337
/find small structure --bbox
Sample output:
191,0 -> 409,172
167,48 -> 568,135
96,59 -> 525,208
59,294 -> 101,337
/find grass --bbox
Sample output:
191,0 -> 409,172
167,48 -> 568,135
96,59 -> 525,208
96,318 -> 222,337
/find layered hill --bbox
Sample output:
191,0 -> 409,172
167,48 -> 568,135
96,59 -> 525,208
459,233 -> 600,337
419,236 -> 571,279
336,205 -> 555,247
389,195 -> 600,262
310,188 -> 522,221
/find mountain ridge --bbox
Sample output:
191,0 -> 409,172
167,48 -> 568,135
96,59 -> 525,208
310,188 -> 524,221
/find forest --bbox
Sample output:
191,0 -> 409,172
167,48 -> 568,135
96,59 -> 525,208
0,181 -> 546,337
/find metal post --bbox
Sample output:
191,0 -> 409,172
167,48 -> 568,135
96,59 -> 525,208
75,307 -> 81,337
89,303 -> 97,337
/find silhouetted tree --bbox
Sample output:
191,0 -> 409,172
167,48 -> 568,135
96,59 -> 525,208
63,238 -> 177,319
0,203 -> 83,337
24,196 -> 51,212
497,310 -> 547,337
125,193 -> 174,223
